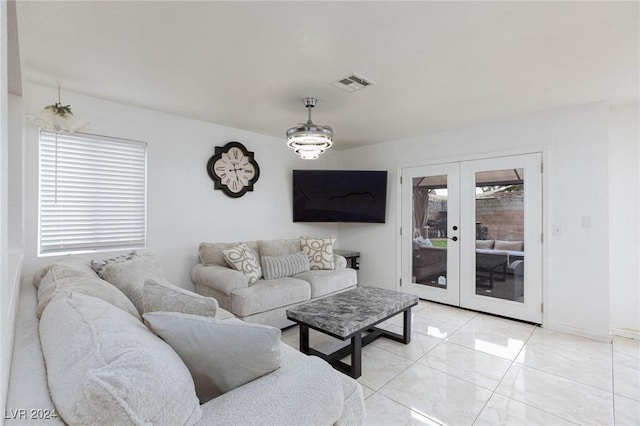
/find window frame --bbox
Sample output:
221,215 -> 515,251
37,131 -> 148,256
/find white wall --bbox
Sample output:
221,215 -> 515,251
337,103 -> 611,340
0,0 -> 9,414
609,102 -> 640,339
15,84 -> 634,344
21,83 -> 339,287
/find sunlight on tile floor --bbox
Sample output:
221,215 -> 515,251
281,300 -> 640,426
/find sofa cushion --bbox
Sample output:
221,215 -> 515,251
36,264 -> 140,320
142,278 -> 218,317
294,268 -> 358,298
199,241 -> 259,267
257,239 -> 301,257
33,255 -> 96,289
100,254 -> 168,314
143,312 -> 281,403
231,278 -> 310,317
195,343 -> 346,426
40,293 -> 201,425
223,244 -> 262,285
261,252 -> 310,280
494,240 -> 524,251
475,239 -> 495,249
301,236 -> 336,270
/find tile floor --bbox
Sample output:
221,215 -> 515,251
281,300 -> 640,426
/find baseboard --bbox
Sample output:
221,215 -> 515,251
611,328 -> 640,341
544,321 -> 612,343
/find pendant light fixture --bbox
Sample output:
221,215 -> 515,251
286,97 -> 333,160
26,82 -> 89,203
26,82 -> 89,133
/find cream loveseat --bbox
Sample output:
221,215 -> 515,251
192,237 -> 358,328
5,255 -> 365,425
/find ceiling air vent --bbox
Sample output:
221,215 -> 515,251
331,73 -> 375,93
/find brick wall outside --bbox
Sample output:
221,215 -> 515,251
424,191 -> 524,241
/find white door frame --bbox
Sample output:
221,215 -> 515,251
398,149 -> 546,324
459,153 -> 543,323
401,162 -> 461,305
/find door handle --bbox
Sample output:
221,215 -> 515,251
447,236 -> 458,242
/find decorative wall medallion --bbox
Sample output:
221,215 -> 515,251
207,141 -> 260,198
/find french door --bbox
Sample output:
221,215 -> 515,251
401,153 -> 542,323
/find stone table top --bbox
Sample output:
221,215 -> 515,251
286,287 -> 419,338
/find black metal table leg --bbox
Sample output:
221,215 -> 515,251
300,323 -> 310,354
350,332 -> 362,378
403,308 -> 412,344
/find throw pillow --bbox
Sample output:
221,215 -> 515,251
222,243 -> 262,284
143,312 -> 281,403
413,237 -> 433,248
300,236 -> 336,270
261,252 -> 310,280
494,240 -> 524,251
475,240 -> 495,249
100,254 -> 168,314
40,293 -> 201,425
257,239 -> 302,257
142,278 -> 218,317
90,251 -> 139,275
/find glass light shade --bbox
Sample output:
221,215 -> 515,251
286,97 -> 333,160
26,103 -> 89,133
287,125 -> 333,160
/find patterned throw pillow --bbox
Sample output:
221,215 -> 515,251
222,244 -> 262,285
91,251 -> 139,275
300,236 -> 336,270
261,252 -> 310,280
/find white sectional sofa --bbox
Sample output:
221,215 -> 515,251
5,255 -> 365,425
192,238 -> 358,329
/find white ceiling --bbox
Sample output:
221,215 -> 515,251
15,1 -> 639,150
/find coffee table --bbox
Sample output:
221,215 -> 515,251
286,287 -> 419,378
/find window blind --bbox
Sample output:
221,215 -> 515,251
39,131 -> 147,255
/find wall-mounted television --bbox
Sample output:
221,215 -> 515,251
292,170 -> 388,223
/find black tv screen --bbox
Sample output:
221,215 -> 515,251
293,170 -> 388,223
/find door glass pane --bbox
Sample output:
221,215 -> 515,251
412,175 -> 448,288
475,168 -> 525,302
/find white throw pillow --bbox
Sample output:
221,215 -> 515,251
143,312 -> 281,403
100,254 -> 168,314
475,239 -> 495,249
300,236 -> 336,270
261,252 -> 310,280
222,243 -> 262,284
40,293 -> 201,425
494,240 -> 524,251
142,278 -> 218,317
